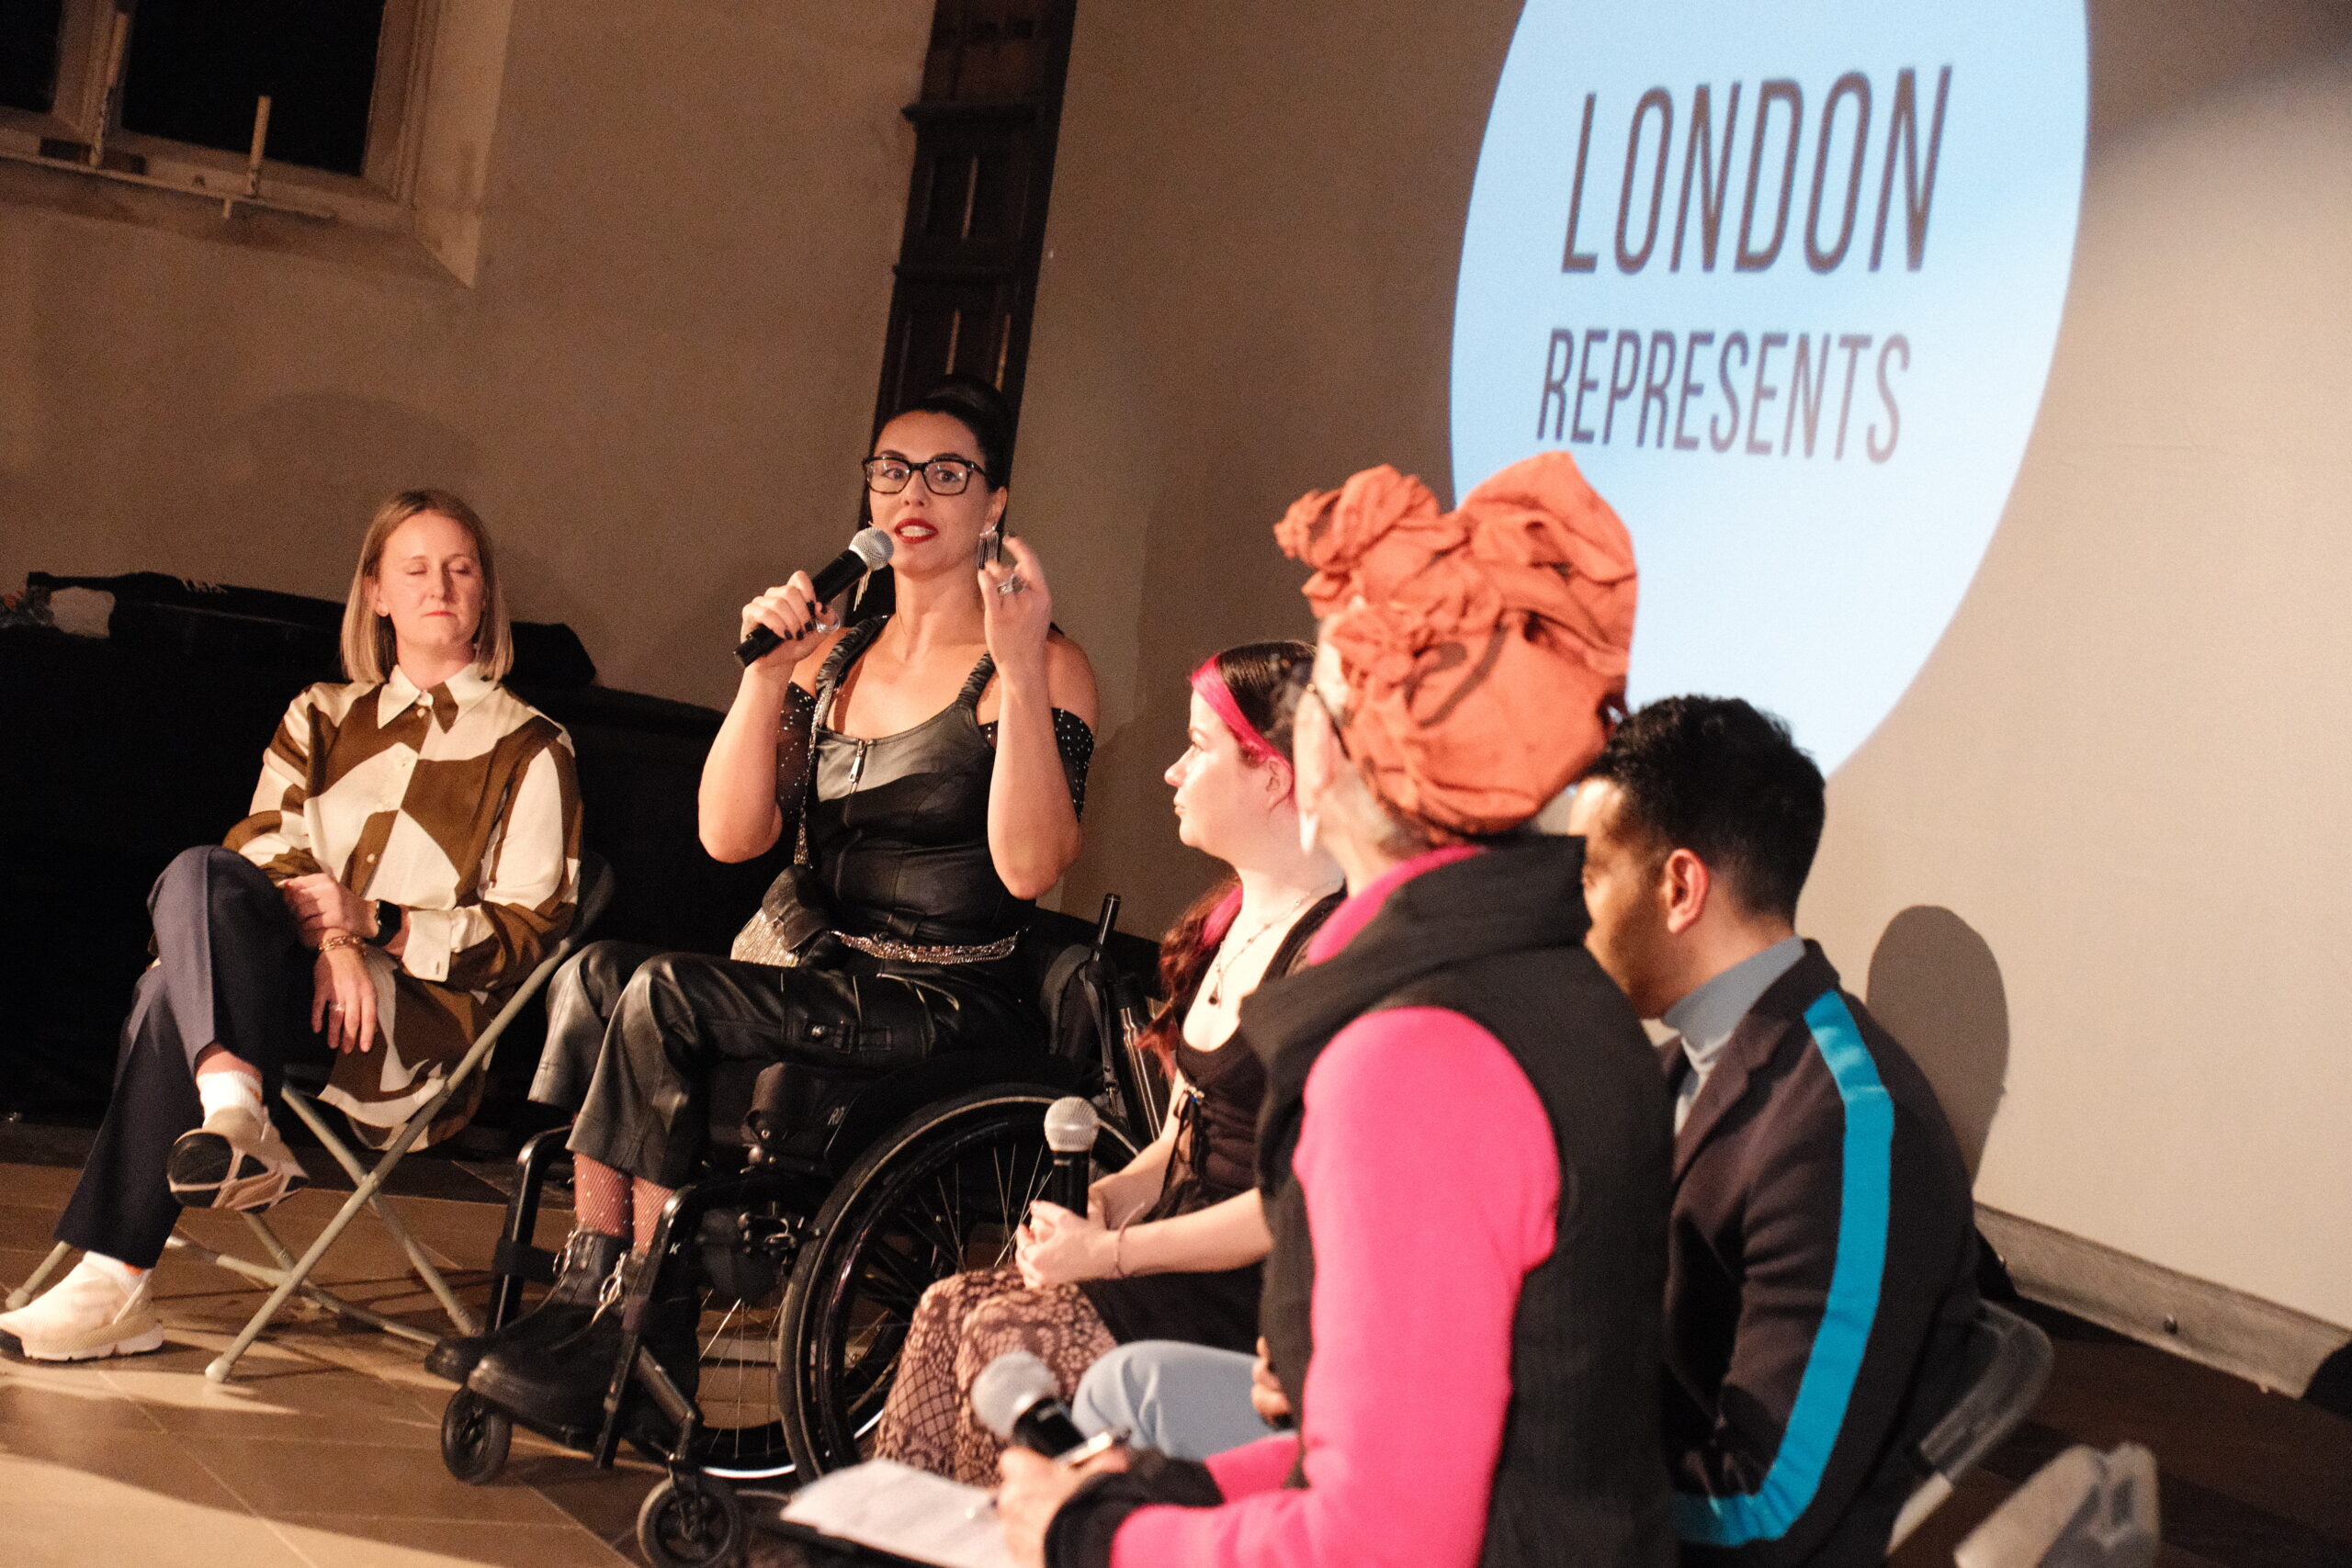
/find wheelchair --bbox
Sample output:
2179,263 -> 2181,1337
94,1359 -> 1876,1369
434,895 -> 1167,1566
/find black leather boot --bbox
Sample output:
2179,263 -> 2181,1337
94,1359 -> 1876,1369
466,1250 -> 704,1445
425,1227 -> 626,1383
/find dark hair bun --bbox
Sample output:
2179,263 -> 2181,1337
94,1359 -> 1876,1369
899,375 -> 1016,487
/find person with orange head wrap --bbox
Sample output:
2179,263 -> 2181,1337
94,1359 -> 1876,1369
1273,451 -> 1636,837
1001,453 -> 1677,1568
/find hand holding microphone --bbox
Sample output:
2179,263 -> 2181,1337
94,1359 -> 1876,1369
973,1350 -> 1116,1463
1016,1100 -> 1111,1288
986,1352 -> 1130,1568
1042,1097 -> 1098,1217
735,526 -> 894,669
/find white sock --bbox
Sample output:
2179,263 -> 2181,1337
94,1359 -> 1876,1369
196,1066 -> 266,1122
75,1253 -> 146,1292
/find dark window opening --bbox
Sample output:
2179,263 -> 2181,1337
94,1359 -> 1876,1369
119,0 -> 386,176
0,0 -> 64,115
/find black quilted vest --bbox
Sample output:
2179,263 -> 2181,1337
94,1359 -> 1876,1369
1242,839 -> 1677,1568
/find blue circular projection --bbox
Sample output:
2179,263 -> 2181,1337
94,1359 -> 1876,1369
1452,1 -> 2086,771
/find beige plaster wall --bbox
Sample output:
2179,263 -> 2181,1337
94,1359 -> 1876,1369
1017,2 -> 2352,1329
1808,13 -> 2352,1331
0,0 -> 933,711
1014,0 -> 1519,931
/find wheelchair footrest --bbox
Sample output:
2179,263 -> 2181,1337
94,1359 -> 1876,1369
492,1236 -> 557,1285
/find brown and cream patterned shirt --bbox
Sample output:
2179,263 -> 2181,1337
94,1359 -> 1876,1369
224,665 -> 582,1141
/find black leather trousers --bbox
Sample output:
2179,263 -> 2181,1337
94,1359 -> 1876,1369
534,938 -> 1040,1189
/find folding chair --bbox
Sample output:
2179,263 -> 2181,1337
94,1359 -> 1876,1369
8,852 -> 613,1383
1887,1300 -> 2058,1553
1954,1442 -> 2159,1568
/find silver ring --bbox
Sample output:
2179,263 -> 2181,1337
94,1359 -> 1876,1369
329,1002 -> 343,1012
995,574 -> 1025,597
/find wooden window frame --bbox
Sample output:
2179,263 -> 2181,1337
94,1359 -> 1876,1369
0,0 -> 443,230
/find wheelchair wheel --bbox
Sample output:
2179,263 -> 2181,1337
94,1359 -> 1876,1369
440,1388 -> 512,1485
637,1471 -> 745,1568
778,1085 -> 1138,1476
664,1195 -> 812,1481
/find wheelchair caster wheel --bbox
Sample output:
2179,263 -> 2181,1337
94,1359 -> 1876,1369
638,1472 -> 745,1568
440,1389 -> 513,1485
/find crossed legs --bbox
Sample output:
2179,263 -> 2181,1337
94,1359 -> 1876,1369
3,848 -> 316,1362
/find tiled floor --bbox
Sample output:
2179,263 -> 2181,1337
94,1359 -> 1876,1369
0,1157 -> 693,1568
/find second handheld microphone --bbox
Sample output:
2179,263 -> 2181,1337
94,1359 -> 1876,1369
971,1350 -> 1091,1460
733,526 -> 895,666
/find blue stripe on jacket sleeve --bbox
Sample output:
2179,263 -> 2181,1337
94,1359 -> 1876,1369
1673,991 -> 1896,1547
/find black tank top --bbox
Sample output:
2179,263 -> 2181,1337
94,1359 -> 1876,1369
1079,891 -> 1341,1349
800,617 -> 1091,948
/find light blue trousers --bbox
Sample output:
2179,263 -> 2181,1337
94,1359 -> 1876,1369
1071,1341 -> 1281,1460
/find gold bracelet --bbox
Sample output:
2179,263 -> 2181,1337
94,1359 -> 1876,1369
1112,1222 -> 1133,1280
318,933 -> 367,954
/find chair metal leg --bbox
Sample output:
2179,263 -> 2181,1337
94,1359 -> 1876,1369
362,1190 -> 478,1334
203,1176 -> 414,1382
6,1242 -> 74,1309
168,1232 -> 441,1349
278,1087 -> 480,1337
208,1086 -> 464,1382
240,1212 -> 299,1270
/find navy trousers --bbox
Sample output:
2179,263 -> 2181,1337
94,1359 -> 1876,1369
55,847 -> 324,1268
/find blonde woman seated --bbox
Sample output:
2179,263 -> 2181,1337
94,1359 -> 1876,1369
0,492 -> 580,1363
873,641 -> 1343,1485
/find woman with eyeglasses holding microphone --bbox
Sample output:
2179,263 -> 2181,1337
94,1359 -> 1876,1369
435,378 -> 1102,1437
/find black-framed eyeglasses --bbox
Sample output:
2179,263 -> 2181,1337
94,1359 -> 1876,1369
863,454 -> 987,495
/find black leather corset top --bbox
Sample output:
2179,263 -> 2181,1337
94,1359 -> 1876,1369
800,618 -> 1091,948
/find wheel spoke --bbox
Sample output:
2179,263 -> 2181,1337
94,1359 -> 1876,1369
859,1239 -> 935,1304
993,1148 -> 1051,1267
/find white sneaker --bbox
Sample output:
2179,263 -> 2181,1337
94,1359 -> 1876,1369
0,1258 -> 164,1362
167,1104 -> 310,1212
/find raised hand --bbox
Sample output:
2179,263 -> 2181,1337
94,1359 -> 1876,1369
978,536 -> 1054,682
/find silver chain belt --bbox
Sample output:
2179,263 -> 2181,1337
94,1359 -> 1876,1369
832,929 -> 1020,965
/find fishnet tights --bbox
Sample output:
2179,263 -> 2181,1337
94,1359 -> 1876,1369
570,1156 -> 678,1255
872,1267 -> 1115,1485
571,1156 -> 630,1239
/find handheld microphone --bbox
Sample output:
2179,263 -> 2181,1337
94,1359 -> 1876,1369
972,1350 -> 1090,1460
1042,1097 -> 1099,1218
733,527 -> 894,666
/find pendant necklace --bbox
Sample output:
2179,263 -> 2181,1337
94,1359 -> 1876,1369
1202,888 -> 1333,1008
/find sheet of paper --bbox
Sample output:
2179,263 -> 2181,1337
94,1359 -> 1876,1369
780,1458 -> 1017,1568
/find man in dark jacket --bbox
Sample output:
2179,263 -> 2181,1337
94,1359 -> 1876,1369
1566,696 -> 1980,1568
